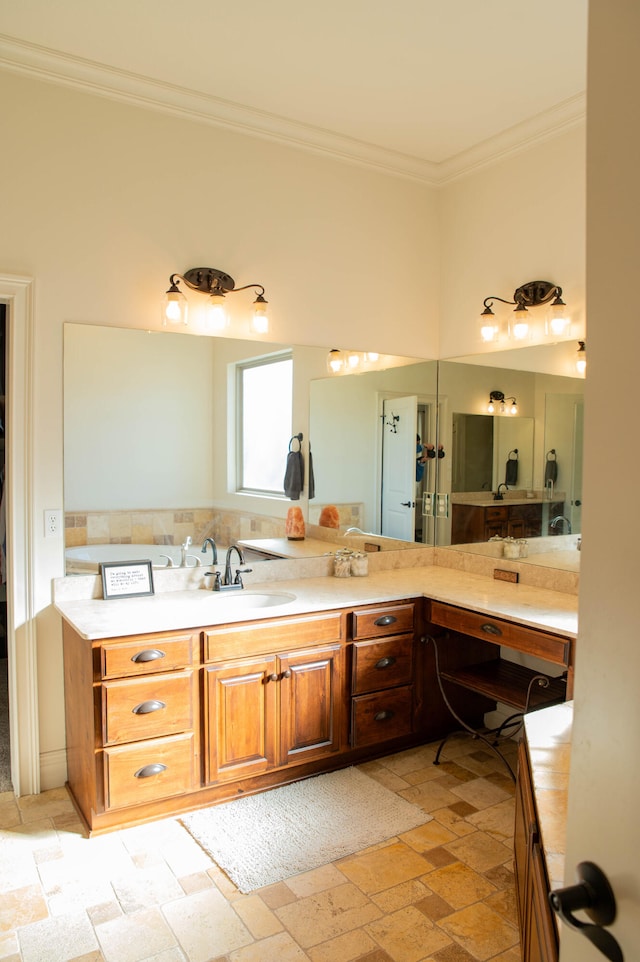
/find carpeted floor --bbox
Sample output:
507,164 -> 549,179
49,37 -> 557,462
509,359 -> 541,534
180,765 -> 430,893
0,658 -> 12,793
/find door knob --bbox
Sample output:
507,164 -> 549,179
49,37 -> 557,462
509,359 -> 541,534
549,862 -> 623,961
400,501 -> 415,507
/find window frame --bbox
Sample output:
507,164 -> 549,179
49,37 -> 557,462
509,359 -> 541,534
235,350 -> 293,497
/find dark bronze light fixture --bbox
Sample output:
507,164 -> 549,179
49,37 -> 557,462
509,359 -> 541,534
480,280 -> 569,343
163,266 -> 269,334
487,390 -> 518,415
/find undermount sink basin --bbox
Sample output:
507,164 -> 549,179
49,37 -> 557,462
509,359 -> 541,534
200,590 -> 297,609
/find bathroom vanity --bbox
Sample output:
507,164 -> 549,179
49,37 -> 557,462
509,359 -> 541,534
451,499 -> 565,544
57,568 -> 576,836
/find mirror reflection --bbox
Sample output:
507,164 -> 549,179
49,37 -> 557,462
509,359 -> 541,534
63,324 -> 584,575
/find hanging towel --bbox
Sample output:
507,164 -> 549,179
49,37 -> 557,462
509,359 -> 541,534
545,450 -> 558,485
284,435 -> 304,500
308,446 -> 315,500
505,450 -> 518,486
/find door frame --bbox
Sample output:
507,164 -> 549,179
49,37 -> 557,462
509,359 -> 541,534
1,273 -> 39,796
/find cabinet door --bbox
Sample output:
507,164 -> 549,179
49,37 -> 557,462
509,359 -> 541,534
279,644 -> 343,766
526,843 -> 559,962
514,740 -> 537,938
204,656 -> 278,784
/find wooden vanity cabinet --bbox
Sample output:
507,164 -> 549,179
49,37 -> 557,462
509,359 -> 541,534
451,501 -> 566,544
203,612 -> 346,784
514,738 -> 559,962
350,603 -> 416,747
63,623 -> 200,830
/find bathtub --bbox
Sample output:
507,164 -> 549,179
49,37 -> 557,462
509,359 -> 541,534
65,542 -> 220,573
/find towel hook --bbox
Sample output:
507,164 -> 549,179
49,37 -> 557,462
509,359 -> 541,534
288,432 -> 303,451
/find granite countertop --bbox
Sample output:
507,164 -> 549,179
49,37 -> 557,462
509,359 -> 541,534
524,701 -> 573,889
54,564 -> 578,641
239,537 -> 337,559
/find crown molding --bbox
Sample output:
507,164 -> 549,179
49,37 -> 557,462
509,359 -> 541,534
0,34 -> 585,187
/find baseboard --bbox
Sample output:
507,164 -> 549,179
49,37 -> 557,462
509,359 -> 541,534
39,749 -> 68,792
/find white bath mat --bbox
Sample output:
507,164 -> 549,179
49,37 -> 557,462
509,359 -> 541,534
179,767 -> 430,893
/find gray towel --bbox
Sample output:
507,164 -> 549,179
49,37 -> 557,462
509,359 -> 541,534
505,454 -> 518,486
545,453 -> 558,485
284,450 -> 304,500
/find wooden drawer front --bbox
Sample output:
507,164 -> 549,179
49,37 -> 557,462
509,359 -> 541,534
352,635 -> 413,695
103,732 -> 194,810
351,686 -> 413,747
352,604 -> 414,641
102,671 -> 194,746
485,505 -> 508,522
101,633 -> 196,679
430,602 -> 570,667
204,612 -> 343,663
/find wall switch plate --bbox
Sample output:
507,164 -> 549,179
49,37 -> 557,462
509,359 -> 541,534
44,509 -> 62,538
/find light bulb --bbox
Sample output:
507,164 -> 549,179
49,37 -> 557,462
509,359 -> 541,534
327,349 -> 344,374
251,295 -> 269,334
162,288 -> 188,326
205,294 -> 229,333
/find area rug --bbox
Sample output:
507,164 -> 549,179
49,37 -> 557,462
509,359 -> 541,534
179,767 -> 430,893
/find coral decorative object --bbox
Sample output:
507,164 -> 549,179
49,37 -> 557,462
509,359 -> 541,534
285,506 -> 305,541
319,505 -> 340,528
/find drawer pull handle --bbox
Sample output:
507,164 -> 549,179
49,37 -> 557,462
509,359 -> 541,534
481,623 -> 502,637
132,699 -> 166,715
374,710 -> 395,722
131,648 -> 166,663
373,615 -> 397,627
375,656 -> 396,670
134,763 -> 167,778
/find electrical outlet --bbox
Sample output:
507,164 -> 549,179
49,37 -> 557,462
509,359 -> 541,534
44,509 -> 62,538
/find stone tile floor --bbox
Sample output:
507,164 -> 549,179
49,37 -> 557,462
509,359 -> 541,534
0,735 -> 521,962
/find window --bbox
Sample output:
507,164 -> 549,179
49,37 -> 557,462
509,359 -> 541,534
237,353 -> 293,494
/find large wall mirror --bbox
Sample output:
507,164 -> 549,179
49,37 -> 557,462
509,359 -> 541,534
63,324 -> 584,574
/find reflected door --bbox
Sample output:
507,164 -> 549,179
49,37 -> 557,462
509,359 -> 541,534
381,396 -> 417,540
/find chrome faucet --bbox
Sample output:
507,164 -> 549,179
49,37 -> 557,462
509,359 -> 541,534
550,515 -> 572,534
179,536 -> 201,567
493,483 -> 508,501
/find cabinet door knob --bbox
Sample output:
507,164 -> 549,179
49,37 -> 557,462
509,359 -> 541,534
132,699 -> 166,715
268,673 -> 279,682
374,614 -> 397,627
374,709 -> 395,722
282,669 -> 292,679
131,648 -> 166,663
375,656 -> 396,670
134,763 -> 167,778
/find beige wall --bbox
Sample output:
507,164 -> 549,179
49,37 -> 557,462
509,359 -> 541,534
1,69 -> 588,793
438,125 -> 586,359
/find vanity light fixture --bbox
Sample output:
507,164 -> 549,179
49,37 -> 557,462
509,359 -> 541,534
480,280 -> 570,344
487,390 -> 518,415
575,340 -> 587,375
162,267 -> 269,335
326,349 -> 381,375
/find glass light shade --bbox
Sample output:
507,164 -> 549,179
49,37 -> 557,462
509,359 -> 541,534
576,342 -> 587,375
487,400 -> 495,413
347,351 -> 361,369
509,400 -> 518,415
327,349 -> 344,374
480,308 -> 499,343
510,308 -> 530,340
546,302 -> 571,337
251,296 -> 269,335
162,289 -> 188,326
205,293 -> 229,333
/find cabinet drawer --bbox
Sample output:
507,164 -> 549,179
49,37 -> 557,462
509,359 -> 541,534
103,732 -> 194,810
485,505 -> 508,521
102,671 -> 195,745
204,612 -> 343,662
100,633 -> 196,679
352,635 -> 413,695
352,603 -> 414,640
430,602 -> 570,667
351,686 -> 413,747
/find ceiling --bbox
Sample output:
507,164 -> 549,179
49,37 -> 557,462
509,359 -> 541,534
0,0 -> 588,184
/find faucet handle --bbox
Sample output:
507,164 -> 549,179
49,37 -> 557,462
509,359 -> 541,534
234,567 -> 253,586
204,570 -> 222,590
